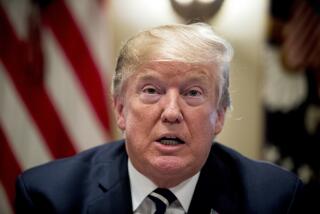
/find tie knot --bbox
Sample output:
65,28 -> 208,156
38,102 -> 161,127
148,188 -> 177,214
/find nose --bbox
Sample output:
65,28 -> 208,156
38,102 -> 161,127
160,90 -> 183,124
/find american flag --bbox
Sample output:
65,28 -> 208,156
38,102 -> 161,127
0,0 -> 114,213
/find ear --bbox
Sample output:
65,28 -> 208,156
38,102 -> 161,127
113,95 -> 126,131
214,108 -> 226,135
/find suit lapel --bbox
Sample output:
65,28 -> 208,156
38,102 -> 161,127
188,144 -> 244,214
87,143 -> 133,214
87,179 -> 132,214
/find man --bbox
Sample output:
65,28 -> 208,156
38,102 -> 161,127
16,23 -> 303,213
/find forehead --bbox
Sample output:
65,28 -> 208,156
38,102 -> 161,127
132,61 -> 216,82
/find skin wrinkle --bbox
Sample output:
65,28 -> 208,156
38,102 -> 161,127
135,61 -> 219,103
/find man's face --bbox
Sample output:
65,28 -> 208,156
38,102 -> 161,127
114,61 -> 225,187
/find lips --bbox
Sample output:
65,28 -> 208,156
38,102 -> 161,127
156,136 -> 185,145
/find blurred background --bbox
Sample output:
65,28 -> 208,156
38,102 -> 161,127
0,0 -> 319,213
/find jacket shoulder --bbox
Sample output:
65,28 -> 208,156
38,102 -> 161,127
15,140 -> 127,213
213,143 -> 299,183
211,143 -> 303,213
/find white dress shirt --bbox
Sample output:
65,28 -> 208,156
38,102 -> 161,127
128,159 -> 200,214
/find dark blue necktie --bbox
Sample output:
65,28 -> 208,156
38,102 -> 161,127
148,188 -> 177,214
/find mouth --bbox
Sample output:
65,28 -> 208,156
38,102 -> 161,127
156,136 -> 185,146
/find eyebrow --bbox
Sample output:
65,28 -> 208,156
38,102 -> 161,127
139,72 -> 206,81
135,70 -> 212,86
183,75 -> 210,83
137,69 -> 208,80
136,73 -> 160,82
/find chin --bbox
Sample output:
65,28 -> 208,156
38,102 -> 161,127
152,156 -> 193,175
148,157 -> 199,187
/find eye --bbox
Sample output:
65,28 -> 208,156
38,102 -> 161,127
140,85 -> 162,104
183,87 -> 206,106
142,85 -> 158,94
184,88 -> 203,97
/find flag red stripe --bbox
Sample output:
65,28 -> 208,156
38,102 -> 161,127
0,5 -> 76,158
41,0 -> 112,136
0,125 -> 22,209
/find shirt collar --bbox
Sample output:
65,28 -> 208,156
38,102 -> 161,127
128,158 -> 200,212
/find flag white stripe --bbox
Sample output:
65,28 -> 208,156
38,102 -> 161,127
0,0 -> 30,40
0,183 -> 13,214
0,64 -> 52,170
44,30 -> 106,151
65,0 -> 114,80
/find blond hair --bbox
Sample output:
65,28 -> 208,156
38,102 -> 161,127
112,23 -> 233,109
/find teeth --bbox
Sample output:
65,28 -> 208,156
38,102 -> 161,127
159,137 -> 184,145
160,139 -> 180,145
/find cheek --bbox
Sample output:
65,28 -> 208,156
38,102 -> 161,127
124,108 -> 141,132
188,108 -> 217,141
191,107 -> 217,128
123,100 -> 158,134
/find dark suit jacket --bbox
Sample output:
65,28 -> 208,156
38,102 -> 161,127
15,140 -> 304,214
